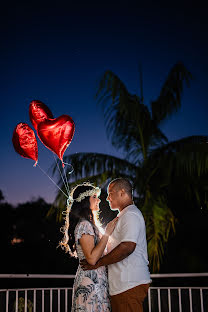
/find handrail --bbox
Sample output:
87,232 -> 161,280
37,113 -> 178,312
150,273 -> 208,278
0,274 -> 75,279
0,273 -> 208,279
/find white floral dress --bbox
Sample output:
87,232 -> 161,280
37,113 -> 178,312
71,220 -> 111,312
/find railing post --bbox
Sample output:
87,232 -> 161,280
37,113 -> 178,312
50,288 -> 53,312
24,290 -> 27,312
58,289 -> 60,312
15,290 -> 18,312
65,289 -> 68,312
189,288 -> 193,312
200,288 -> 204,312
168,288 -> 171,312
6,290 -> 9,312
178,288 -> 182,312
157,288 -> 161,312
33,289 -> 36,312
148,287 -> 151,312
42,289 -> 44,312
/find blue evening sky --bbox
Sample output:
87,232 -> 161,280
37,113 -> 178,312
1,2 -> 208,205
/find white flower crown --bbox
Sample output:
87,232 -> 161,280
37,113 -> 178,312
74,187 -> 100,202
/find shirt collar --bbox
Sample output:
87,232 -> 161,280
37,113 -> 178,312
118,204 -> 135,217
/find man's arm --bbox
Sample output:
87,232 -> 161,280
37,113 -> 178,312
81,241 -> 136,270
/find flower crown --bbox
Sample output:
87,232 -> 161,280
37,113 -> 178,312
74,187 -> 100,202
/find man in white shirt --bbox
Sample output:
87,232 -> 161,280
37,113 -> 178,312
82,178 -> 151,312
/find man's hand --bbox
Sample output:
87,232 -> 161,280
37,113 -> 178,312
80,259 -> 100,271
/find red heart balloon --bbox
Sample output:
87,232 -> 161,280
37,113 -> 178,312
12,123 -> 38,165
29,100 -> 54,130
37,115 -> 75,163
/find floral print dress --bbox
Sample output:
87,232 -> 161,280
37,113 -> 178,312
71,220 -> 111,312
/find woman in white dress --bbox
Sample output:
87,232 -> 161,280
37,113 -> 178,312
59,182 -> 118,312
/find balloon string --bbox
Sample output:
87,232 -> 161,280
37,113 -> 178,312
63,161 -> 74,195
36,163 -> 68,198
63,166 -> 70,195
63,162 -> 74,174
53,155 -> 70,196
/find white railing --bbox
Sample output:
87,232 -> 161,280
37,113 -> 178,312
0,273 -> 207,312
0,287 -> 73,312
147,287 -> 208,312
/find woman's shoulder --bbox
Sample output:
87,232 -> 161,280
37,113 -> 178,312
75,219 -> 94,236
77,219 -> 92,228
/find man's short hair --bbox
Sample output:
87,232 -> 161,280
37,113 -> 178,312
110,178 -> 133,197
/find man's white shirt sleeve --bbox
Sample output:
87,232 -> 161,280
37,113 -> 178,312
118,212 -> 140,244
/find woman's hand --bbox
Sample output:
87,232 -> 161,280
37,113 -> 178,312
104,217 -> 118,237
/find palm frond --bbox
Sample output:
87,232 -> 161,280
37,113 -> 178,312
147,135 -> 208,178
96,70 -> 129,103
142,191 -> 176,272
151,62 -> 192,124
60,152 -> 137,182
96,71 -> 168,161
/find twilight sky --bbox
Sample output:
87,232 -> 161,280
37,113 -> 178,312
1,2 -> 208,205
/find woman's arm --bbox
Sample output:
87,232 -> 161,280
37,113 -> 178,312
81,241 -> 136,269
79,218 -> 118,265
79,234 -> 108,265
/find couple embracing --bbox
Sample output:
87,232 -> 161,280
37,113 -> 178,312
60,178 -> 151,312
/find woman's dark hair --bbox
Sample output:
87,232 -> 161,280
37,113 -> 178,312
59,183 -> 100,256
68,184 -> 96,254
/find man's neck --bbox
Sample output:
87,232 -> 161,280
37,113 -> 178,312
119,200 -> 134,212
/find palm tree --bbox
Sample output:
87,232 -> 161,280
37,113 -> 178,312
51,62 -> 208,272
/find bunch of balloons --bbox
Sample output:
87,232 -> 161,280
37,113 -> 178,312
12,100 -> 75,167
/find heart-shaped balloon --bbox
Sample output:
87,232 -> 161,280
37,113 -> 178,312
12,123 -> 38,165
37,115 -> 75,164
29,100 -> 54,130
